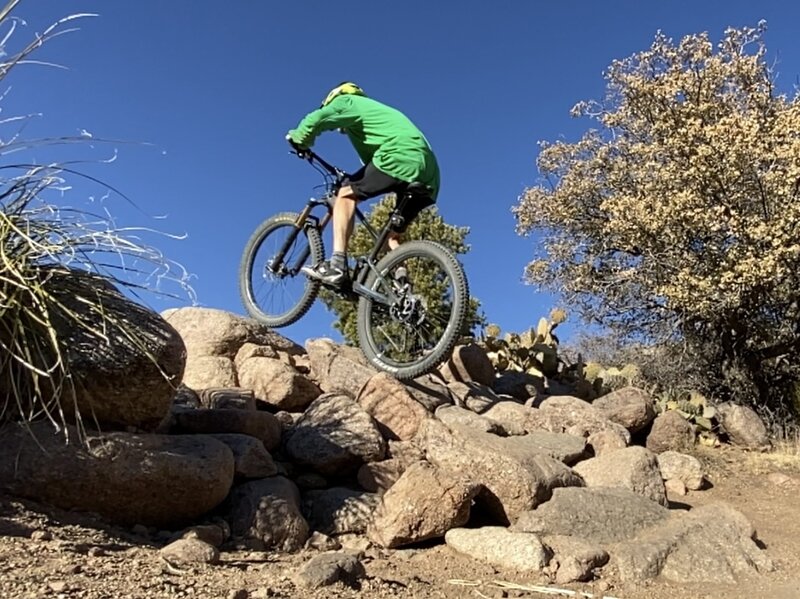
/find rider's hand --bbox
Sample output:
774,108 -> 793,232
285,133 -> 306,152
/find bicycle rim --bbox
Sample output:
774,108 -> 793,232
357,241 -> 468,378
239,213 -> 323,327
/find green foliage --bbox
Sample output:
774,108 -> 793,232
320,195 -> 485,344
0,7 -> 192,440
655,390 -> 720,446
480,309 -> 566,379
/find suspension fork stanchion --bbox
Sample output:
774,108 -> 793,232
268,200 -> 328,274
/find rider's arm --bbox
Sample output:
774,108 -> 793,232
287,96 -> 359,149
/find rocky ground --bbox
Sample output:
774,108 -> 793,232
1,445 -> 798,599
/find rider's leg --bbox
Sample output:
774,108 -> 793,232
331,185 -> 359,269
301,184 -> 359,287
387,231 -> 402,251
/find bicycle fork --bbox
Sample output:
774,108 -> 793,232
267,203 -> 330,276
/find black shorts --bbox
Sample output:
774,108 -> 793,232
343,162 -> 434,233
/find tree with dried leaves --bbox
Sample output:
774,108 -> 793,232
514,22 -> 800,414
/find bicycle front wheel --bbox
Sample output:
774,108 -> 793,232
239,212 -> 324,328
356,240 -> 469,379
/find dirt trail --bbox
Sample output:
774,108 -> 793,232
1,446 -> 799,599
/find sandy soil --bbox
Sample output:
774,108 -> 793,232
1,445 -> 799,599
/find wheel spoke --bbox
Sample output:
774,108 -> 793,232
239,213 -> 323,328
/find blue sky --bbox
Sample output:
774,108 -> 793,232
5,1 -> 800,346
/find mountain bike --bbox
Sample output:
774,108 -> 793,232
239,148 -> 469,380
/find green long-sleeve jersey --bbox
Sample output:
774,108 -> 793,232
288,94 -> 440,200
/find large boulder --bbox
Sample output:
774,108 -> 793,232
209,434 -> 277,479
420,419 -> 583,523
225,476 -> 309,551
174,408 -> 282,451
656,451 -> 704,490
305,338 -> 378,398
612,503 -> 773,583
445,527 -> 548,572
573,446 -> 667,506
646,410 -> 696,454
591,387 -> 656,433
0,422 -> 234,527
181,355 -> 237,391
237,357 -> 321,411
544,535 -> 609,584
368,461 -> 480,548
716,403 -> 771,450
484,401 -> 630,447
44,270 -> 185,431
438,343 -> 496,387
513,487 -> 670,544
303,487 -> 381,535
401,373 -> 454,411
491,371 -> 544,401
285,393 -> 386,476
163,307 -> 303,359
357,373 -> 430,441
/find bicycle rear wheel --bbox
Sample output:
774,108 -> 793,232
356,240 -> 468,379
239,212 -> 324,328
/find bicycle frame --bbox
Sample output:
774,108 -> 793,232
273,149 -> 416,306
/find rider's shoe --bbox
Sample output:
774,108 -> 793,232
301,260 -> 349,288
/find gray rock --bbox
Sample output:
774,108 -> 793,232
357,459 -> 406,494
293,472 -> 329,490
503,431 -> 587,465
612,503 -> 773,583
171,524 -> 227,548
484,401 -> 631,446
305,531 -> 342,551
0,422 -> 234,528
646,410 -> 695,454
199,388 -> 256,411
447,381 -> 501,413
665,479 -> 687,496
587,429 -> 628,455
357,372 -> 430,441
174,409 -> 281,451
491,371 -> 544,401
234,342 -> 278,370
438,343 -> 496,386
238,357 -> 321,411
209,434 -> 277,479
402,373 -> 454,411
225,477 -> 308,552
305,338 -> 378,398
434,404 -> 505,435
445,527 -> 548,572
303,487 -> 381,535
717,403 -> 771,450
46,270 -> 185,431
163,306 -> 303,359
544,535 -> 609,583
295,553 -> 365,589
285,393 -> 386,476
573,446 -> 667,506
182,355 -> 238,391
420,419 -> 583,523
160,538 -> 219,565
592,387 -> 656,433
657,451 -> 704,490
368,461 -> 479,548
513,487 -> 670,544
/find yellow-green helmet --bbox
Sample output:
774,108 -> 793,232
321,82 -> 366,107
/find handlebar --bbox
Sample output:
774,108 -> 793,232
286,136 -> 345,179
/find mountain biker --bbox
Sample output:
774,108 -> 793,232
286,82 -> 440,288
